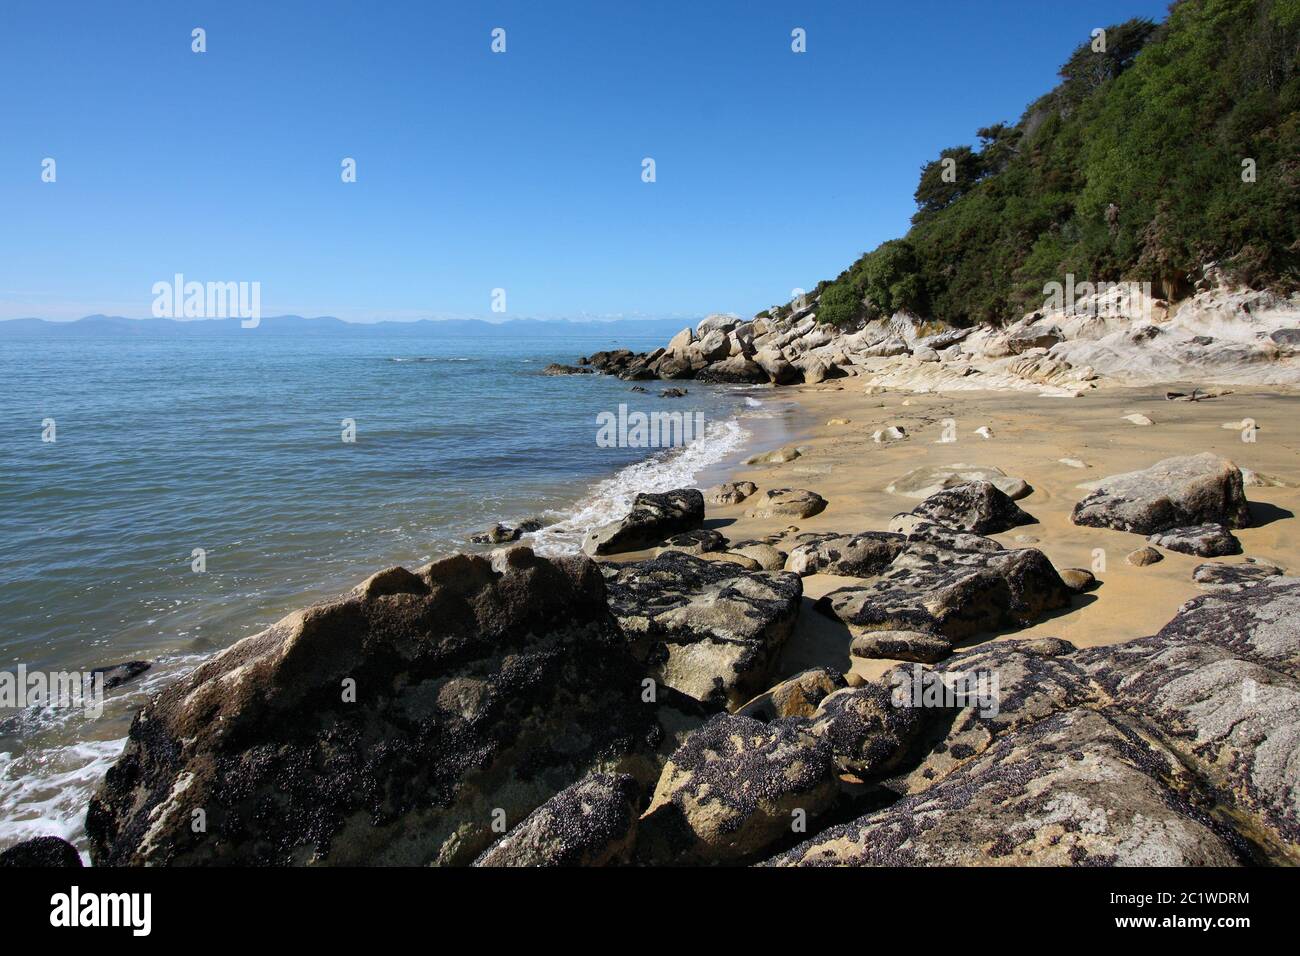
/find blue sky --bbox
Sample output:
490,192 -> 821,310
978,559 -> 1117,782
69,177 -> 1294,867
0,0 -> 1173,322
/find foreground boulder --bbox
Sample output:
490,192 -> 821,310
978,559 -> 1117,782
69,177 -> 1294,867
640,714 -> 837,863
86,548 -> 666,866
602,552 -> 802,711
473,773 -> 641,867
582,489 -> 705,556
1072,453 -> 1251,534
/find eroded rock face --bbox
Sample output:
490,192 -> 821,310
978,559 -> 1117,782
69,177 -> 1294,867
582,489 -> 705,556
1072,453 -> 1251,535
906,481 -> 1034,535
1147,523 -> 1242,557
640,714 -> 837,863
745,488 -> 828,520
473,773 -> 641,867
783,531 -> 906,577
86,548 -> 666,866
602,552 -> 803,711
767,708 -> 1244,866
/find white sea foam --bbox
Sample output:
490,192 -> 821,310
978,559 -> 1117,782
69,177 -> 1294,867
0,737 -> 125,859
529,416 -> 750,555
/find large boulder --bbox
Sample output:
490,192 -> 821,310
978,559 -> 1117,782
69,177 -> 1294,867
473,773 -> 641,867
807,682 -> 930,778
906,480 -> 1035,535
1072,453 -> 1251,534
86,548 -> 667,866
754,347 -> 800,385
582,489 -> 705,556
640,714 -> 837,863
602,552 -> 803,711
694,355 -> 768,384
783,531 -> 906,577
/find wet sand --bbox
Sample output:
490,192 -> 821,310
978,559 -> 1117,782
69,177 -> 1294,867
686,381 -> 1300,686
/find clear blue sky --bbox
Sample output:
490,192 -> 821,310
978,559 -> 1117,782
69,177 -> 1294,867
0,0 -> 1173,322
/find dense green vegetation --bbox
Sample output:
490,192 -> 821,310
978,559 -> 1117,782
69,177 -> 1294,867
806,0 -> 1300,328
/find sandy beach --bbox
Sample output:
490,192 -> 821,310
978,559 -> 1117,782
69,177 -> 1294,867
659,381 -> 1300,686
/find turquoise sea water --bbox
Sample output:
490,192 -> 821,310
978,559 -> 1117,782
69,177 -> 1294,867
0,327 -> 797,852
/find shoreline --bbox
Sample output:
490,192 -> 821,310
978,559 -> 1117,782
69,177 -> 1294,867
692,378 -> 1300,684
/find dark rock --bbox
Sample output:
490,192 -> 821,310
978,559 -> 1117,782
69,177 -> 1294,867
542,363 -> 594,376
86,547 -> 666,866
0,836 -> 83,867
808,681 -> 931,778
582,489 -> 705,557
1147,523 -> 1242,557
695,356 -> 769,384
659,387 -> 688,398
90,660 -> 152,690
473,773 -> 641,867
1072,453 -> 1251,534
850,630 -> 953,663
656,528 -> 728,555
907,480 -> 1034,535
469,523 -> 520,545
888,515 -> 1005,553
602,552 -> 803,711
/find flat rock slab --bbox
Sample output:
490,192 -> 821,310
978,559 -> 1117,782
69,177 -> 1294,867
906,480 -> 1035,535
582,488 -> 705,556
817,541 -> 1073,654
1072,452 -> 1251,535
885,463 -> 1030,501
783,531 -> 906,577
1147,523 -> 1242,557
766,708 -> 1243,866
745,488 -> 828,520
602,552 -> 803,711
1193,560 -> 1285,591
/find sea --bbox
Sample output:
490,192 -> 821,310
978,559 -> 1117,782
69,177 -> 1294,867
0,323 -> 801,856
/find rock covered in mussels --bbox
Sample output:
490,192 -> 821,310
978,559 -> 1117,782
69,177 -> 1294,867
473,772 -> 641,867
1147,523 -> 1242,556
86,547 -> 667,866
906,480 -> 1035,535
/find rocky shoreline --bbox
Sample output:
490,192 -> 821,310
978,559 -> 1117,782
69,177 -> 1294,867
5,287 -> 1300,868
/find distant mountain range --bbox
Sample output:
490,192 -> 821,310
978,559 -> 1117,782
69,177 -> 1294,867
0,314 -> 695,338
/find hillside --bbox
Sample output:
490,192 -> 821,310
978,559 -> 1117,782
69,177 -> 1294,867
788,0 -> 1300,329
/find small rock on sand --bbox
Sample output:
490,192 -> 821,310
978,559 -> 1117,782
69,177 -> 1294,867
1127,546 -> 1164,566
1123,413 -> 1155,426
745,488 -> 828,520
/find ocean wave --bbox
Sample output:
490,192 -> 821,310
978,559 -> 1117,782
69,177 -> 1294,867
387,356 -> 475,363
528,416 -> 750,556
